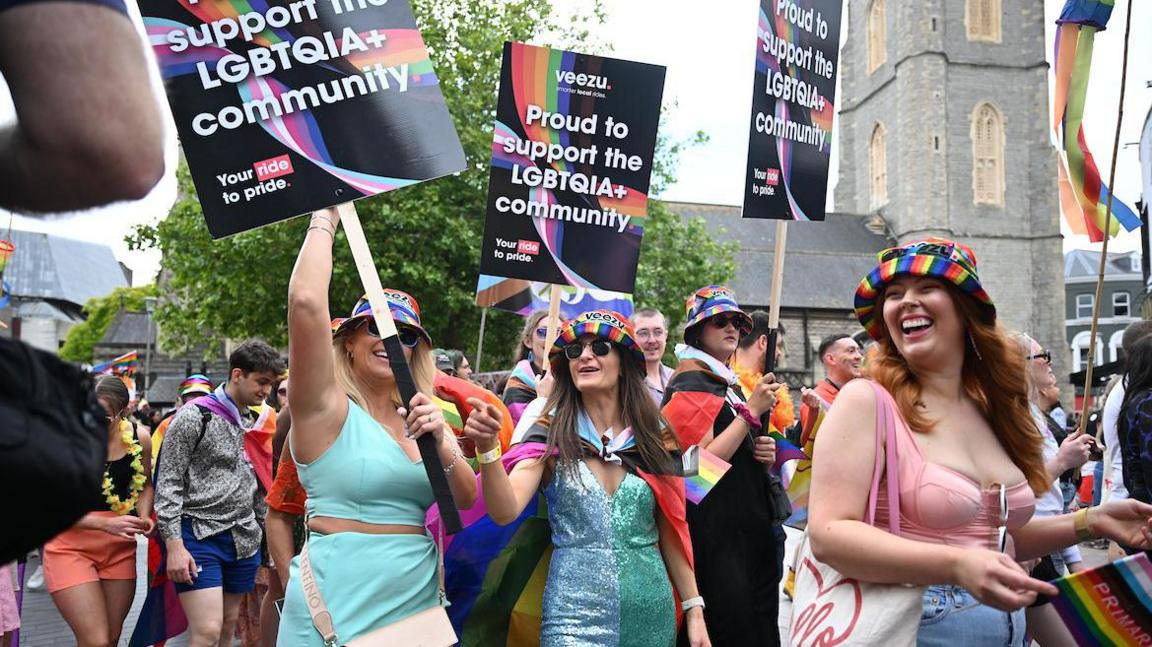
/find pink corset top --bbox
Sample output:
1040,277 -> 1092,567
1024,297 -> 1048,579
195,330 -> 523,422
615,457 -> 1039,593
872,416 -> 1035,557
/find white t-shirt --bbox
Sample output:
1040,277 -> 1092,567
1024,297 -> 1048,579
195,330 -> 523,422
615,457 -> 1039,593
1103,380 -> 1129,502
1032,405 -> 1083,565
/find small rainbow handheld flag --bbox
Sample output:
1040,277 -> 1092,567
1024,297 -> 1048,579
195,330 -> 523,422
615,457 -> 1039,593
92,350 -> 140,376
1050,551 -> 1152,646
684,446 -> 731,505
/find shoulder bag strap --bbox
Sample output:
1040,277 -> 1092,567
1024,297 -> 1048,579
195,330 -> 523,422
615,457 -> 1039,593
298,523 -> 340,646
864,382 -> 903,536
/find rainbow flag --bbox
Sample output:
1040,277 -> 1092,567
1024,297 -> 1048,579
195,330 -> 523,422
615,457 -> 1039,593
1050,552 -> 1152,645
685,447 -> 731,505
92,350 -> 140,376
1052,0 -> 1140,242
783,404 -> 823,527
769,430 -> 807,470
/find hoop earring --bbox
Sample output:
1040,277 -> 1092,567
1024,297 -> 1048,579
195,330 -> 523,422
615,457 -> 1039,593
967,330 -> 983,361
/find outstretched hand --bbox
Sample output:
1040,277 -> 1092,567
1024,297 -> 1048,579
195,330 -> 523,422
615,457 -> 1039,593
1090,500 -> 1152,548
463,397 -> 504,454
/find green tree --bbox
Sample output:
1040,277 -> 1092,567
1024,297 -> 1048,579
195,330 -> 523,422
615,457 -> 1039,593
59,285 -> 157,363
130,0 -> 734,368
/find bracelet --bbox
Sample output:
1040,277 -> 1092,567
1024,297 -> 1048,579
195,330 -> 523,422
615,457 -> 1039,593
1074,507 -> 1094,542
478,444 -> 503,465
681,596 -> 705,612
311,213 -> 336,228
442,448 -> 463,476
307,225 -> 335,238
732,402 -> 762,431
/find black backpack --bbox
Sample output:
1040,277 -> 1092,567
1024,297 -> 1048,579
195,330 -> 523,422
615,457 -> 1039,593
0,338 -> 107,562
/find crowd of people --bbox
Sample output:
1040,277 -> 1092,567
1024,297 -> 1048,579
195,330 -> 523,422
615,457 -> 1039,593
4,231 -> 1152,647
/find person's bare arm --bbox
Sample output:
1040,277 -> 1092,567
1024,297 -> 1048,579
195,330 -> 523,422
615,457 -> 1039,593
0,3 -> 164,212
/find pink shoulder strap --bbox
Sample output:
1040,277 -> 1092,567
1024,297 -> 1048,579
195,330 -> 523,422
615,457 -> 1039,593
864,381 -> 903,536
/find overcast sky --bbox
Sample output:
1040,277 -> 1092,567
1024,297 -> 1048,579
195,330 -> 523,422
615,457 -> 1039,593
1,0 -> 1149,286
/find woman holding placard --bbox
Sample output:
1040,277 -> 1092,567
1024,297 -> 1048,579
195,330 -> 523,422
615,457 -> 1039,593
661,285 -> 782,646
804,238 -> 1152,645
464,310 -> 710,647
280,207 -> 476,645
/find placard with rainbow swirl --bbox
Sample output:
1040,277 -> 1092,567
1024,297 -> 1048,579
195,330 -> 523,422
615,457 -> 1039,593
478,42 -> 666,294
140,0 -> 466,237
742,0 -> 842,221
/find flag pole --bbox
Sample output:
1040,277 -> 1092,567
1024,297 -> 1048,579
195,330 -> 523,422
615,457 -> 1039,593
1077,0 -> 1132,438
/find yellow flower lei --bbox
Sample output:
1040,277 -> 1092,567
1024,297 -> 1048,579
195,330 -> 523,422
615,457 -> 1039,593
103,421 -> 146,516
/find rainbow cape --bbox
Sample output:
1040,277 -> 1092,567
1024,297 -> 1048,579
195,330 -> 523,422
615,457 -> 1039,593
1052,0 -> 1140,241
92,350 -> 140,376
1050,551 -> 1152,645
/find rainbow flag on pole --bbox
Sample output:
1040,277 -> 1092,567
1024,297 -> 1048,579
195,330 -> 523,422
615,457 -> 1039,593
92,350 -> 140,376
1050,552 -> 1152,645
1052,0 -> 1140,242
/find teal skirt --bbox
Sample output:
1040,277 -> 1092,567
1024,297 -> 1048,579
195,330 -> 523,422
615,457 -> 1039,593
277,532 -> 441,646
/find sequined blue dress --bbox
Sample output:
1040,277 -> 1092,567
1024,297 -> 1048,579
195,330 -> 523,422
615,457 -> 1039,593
540,460 -> 676,647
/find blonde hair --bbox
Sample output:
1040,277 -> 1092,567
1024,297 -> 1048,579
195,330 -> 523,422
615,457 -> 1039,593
332,331 -> 437,411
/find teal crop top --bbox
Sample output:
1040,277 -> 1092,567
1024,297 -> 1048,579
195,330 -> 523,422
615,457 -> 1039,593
292,399 -> 434,527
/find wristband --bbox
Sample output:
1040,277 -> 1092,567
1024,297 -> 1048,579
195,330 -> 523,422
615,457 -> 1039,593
681,596 -> 705,611
478,444 -> 503,465
1074,507 -> 1094,542
732,402 -> 762,431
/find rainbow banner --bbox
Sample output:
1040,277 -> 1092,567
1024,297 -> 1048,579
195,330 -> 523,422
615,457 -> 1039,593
477,42 -> 666,294
139,0 -> 465,237
1050,552 -> 1152,645
742,0 -> 843,221
475,274 -> 633,318
685,447 -> 731,505
92,351 -> 140,376
1052,0 -> 1140,242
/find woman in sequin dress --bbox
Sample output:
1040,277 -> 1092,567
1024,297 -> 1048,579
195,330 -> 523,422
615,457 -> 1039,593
465,310 -> 711,647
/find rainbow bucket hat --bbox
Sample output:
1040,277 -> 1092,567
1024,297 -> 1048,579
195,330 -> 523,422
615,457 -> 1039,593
683,285 -> 753,336
854,237 -> 996,340
548,310 -> 645,366
330,289 -> 432,346
178,374 -> 213,398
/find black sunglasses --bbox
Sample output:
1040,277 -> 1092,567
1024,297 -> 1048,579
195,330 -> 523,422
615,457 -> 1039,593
1026,350 -> 1052,364
362,320 -> 421,348
563,339 -> 613,360
708,313 -> 744,329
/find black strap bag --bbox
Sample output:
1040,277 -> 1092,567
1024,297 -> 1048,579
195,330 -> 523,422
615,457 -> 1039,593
0,338 -> 106,562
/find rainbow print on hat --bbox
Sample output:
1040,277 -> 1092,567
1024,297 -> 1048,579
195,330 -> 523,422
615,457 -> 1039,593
683,285 -> 753,336
549,310 -> 645,365
854,238 -> 996,340
178,374 -> 213,397
330,289 -> 432,346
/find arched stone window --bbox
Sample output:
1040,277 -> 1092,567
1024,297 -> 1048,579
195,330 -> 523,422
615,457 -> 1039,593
971,103 -> 1004,206
1071,330 -> 1104,373
868,0 -> 886,73
966,0 -> 1002,42
870,123 -> 888,209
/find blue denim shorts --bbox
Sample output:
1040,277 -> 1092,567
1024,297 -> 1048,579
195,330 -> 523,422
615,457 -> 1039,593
174,520 -> 260,594
916,585 -> 1025,647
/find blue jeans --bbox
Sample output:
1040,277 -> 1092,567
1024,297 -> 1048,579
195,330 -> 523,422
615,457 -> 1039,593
1093,460 -> 1104,506
917,585 -> 1025,647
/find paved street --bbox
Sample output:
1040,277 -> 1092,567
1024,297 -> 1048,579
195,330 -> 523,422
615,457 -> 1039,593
13,530 -> 1110,646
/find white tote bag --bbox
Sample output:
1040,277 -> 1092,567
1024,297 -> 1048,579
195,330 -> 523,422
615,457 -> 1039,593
788,381 -> 924,647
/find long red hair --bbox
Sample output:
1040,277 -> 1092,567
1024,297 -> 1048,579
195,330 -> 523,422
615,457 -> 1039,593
866,283 -> 1047,494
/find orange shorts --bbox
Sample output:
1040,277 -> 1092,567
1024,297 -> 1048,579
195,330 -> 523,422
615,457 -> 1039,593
43,512 -> 138,593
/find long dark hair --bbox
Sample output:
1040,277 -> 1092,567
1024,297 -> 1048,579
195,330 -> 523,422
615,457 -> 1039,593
543,343 -> 675,476
1121,336 -> 1152,417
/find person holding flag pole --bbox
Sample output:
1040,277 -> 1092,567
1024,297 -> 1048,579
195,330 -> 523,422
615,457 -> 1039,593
280,206 -> 475,646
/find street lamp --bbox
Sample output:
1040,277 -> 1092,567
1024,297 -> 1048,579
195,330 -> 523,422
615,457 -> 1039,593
144,296 -> 157,398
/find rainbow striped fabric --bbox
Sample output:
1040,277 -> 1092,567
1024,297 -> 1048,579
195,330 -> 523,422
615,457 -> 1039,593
1052,0 -> 1141,242
92,350 -> 140,376
685,447 -> 731,505
1051,551 -> 1152,645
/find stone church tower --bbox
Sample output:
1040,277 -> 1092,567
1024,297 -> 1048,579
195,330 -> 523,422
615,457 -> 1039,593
834,0 -> 1067,375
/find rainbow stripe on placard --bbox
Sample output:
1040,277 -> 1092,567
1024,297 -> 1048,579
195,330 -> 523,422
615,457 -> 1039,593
685,447 -> 731,505
1051,552 -> 1152,646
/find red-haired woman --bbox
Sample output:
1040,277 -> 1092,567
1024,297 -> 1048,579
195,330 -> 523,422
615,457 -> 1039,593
808,239 -> 1152,645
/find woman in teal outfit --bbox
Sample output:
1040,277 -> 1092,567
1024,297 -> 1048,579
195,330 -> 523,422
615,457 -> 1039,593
280,206 -> 477,645
464,310 -> 711,646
